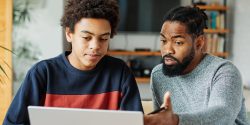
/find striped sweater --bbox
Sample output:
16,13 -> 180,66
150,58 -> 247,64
4,51 -> 143,125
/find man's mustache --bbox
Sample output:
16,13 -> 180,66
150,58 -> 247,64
162,54 -> 179,63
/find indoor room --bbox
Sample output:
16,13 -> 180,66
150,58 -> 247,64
1,0 -> 250,124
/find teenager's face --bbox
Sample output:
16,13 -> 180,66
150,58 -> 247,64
160,21 -> 195,76
66,18 -> 111,70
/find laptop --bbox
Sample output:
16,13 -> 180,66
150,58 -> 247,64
28,106 -> 143,125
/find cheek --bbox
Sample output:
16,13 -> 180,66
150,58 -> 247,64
160,44 -> 167,53
175,47 -> 192,62
72,40 -> 88,51
102,42 -> 109,50
160,46 -> 165,56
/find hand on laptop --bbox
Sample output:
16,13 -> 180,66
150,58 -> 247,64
144,92 -> 179,125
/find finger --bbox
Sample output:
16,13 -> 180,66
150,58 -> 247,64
143,115 -> 150,125
143,115 -> 155,125
161,91 -> 172,110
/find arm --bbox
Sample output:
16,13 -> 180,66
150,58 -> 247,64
119,67 -> 143,112
145,63 -> 246,125
177,64 -> 243,125
150,76 -> 161,110
3,65 -> 46,125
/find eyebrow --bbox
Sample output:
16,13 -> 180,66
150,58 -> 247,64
160,33 -> 185,39
81,30 -> 111,36
172,35 -> 185,39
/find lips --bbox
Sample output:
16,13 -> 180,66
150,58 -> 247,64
85,53 -> 101,61
164,57 -> 177,65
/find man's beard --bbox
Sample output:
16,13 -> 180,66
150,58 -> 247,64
162,47 -> 195,77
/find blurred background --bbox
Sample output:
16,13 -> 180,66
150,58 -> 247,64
1,0 -> 250,123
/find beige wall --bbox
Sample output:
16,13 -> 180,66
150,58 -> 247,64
0,0 -> 13,124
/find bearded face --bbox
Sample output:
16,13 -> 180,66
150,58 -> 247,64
162,46 -> 195,77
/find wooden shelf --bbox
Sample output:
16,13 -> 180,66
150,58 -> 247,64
208,52 -> 229,58
204,29 -> 229,34
108,51 -> 228,58
108,51 -> 161,56
196,5 -> 228,11
136,77 -> 150,83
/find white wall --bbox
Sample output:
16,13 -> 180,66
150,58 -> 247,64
17,0 -> 64,60
13,0 -> 64,94
231,0 -> 250,86
33,0 -> 63,59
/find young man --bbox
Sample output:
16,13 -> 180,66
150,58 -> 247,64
144,6 -> 249,125
4,0 -> 143,124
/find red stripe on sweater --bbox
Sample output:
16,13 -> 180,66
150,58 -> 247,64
44,91 -> 121,110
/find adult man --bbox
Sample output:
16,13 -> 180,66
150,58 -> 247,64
144,6 -> 249,125
4,0 -> 143,124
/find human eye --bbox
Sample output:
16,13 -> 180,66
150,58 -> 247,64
100,38 -> 108,41
160,37 -> 166,43
160,39 -> 166,43
99,36 -> 109,42
175,40 -> 184,45
82,36 -> 91,41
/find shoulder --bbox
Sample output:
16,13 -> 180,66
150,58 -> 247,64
28,54 -> 63,75
102,55 -> 133,77
151,64 -> 163,75
204,55 -> 242,86
206,55 -> 239,74
102,55 -> 128,68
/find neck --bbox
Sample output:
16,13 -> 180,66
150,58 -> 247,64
182,52 -> 205,74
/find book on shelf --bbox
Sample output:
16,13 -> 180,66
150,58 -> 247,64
205,0 -> 225,5
205,34 -> 225,53
206,11 -> 225,29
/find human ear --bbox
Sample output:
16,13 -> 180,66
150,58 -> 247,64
195,35 -> 205,51
65,27 -> 73,43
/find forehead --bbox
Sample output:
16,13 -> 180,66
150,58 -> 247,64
75,18 -> 111,34
160,21 -> 189,37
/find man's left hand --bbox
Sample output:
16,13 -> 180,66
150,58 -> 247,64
144,92 -> 179,125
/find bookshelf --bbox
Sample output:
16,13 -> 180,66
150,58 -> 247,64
108,51 -> 161,56
108,50 -> 228,58
107,51 -> 161,83
194,0 -> 229,58
196,5 -> 228,11
135,77 -> 150,84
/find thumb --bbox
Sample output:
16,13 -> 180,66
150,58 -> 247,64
161,91 -> 172,110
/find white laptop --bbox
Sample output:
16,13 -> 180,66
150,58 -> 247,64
28,106 -> 143,125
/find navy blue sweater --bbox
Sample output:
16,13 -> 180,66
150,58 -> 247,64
4,52 -> 143,125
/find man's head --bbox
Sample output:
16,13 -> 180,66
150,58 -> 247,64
160,6 -> 208,76
61,0 -> 119,70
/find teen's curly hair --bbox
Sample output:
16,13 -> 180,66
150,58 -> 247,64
61,0 -> 119,38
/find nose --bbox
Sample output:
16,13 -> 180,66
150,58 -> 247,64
89,38 -> 100,50
163,43 -> 174,55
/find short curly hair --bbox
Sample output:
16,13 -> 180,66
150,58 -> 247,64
61,0 -> 119,38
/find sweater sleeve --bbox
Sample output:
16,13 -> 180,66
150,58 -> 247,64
178,63 -> 248,125
150,76 -> 161,110
119,68 -> 144,112
3,65 -> 46,125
